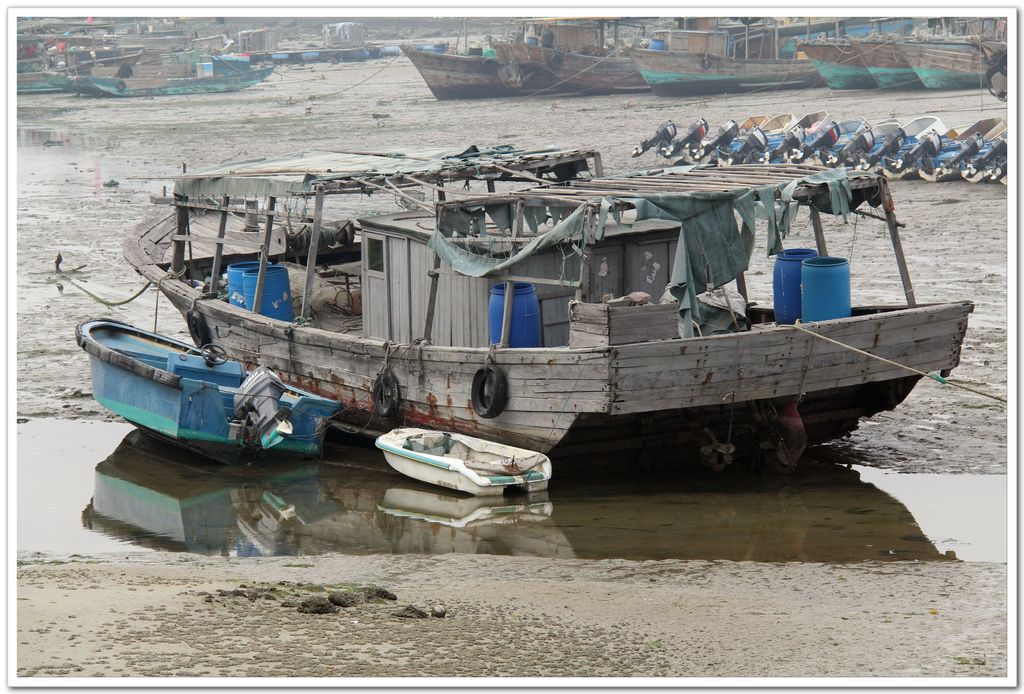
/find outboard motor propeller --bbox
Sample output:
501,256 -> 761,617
888,129 -> 942,176
720,126 -> 768,165
693,119 -> 738,162
657,117 -> 708,161
788,120 -> 839,164
962,136 -> 1006,182
924,132 -> 985,181
827,123 -> 875,167
858,127 -> 906,170
632,120 -> 678,157
761,127 -> 803,164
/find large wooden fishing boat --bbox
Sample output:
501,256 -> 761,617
848,38 -> 926,89
491,19 -> 647,95
896,39 -> 984,90
124,146 -> 972,473
629,30 -> 818,96
402,45 -> 518,100
796,41 -> 877,90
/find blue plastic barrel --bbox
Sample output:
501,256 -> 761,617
801,257 -> 851,322
488,283 -> 541,348
226,261 -> 262,307
526,36 -> 539,46
242,265 -> 294,321
772,248 -> 817,324
649,38 -> 666,50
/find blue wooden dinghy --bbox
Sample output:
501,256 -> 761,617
76,319 -> 340,464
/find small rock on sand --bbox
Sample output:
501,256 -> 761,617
328,591 -> 363,607
394,605 -> 428,619
431,605 -> 446,618
361,585 -> 397,602
297,597 -> 337,614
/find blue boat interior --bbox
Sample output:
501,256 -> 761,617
93,323 -> 334,417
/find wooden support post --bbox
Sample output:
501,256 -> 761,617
735,273 -> 748,301
171,194 -> 188,275
592,151 -> 604,177
808,205 -> 829,257
879,179 -> 917,307
251,196 -> 277,316
421,190 -> 447,343
575,207 -> 591,301
207,195 -> 230,296
499,200 -> 524,348
244,198 -> 259,231
301,187 -> 326,320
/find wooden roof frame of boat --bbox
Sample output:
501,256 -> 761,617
152,147 -> 604,333
431,164 -> 918,333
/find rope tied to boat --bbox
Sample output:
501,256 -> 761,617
54,254 -> 154,307
785,322 -> 1006,403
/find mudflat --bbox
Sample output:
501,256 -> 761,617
16,553 -> 1006,678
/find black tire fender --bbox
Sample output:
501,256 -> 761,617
700,54 -> 714,70
471,364 -> 508,419
546,51 -> 565,70
115,80 -> 127,92
186,308 -> 212,347
372,371 -> 401,419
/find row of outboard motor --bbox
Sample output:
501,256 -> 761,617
632,112 -> 1007,184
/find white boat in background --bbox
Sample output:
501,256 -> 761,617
375,428 -> 551,497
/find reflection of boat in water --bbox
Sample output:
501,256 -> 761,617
82,432 -> 955,562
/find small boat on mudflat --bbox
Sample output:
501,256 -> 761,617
66,65 -> 274,97
76,319 -> 339,464
376,428 -> 552,496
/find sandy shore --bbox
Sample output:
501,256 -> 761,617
16,552 -> 1006,680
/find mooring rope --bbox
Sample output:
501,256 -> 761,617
57,269 -> 152,307
786,322 -> 1006,403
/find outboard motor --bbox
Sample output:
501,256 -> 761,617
886,129 -> 942,176
858,127 -> 906,170
232,366 -> 293,449
826,123 -> 875,167
719,126 -> 768,165
692,119 -> 738,162
632,120 -> 678,157
657,117 -> 708,161
760,127 -> 803,164
961,136 -> 1006,182
923,132 -> 984,181
788,120 -> 840,164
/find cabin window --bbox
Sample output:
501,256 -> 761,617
366,237 -> 385,273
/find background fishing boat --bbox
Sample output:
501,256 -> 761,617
66,63 -> 274,97
491,18 -> 648,95
849,38 -> 926,89
896,39 -> 984,90
629,29 -> 818,96
402,45 -> 518,100
797,40 -> 877,89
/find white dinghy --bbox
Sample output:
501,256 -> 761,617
375,428 -> 551,497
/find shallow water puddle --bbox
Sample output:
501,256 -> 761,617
17,420 -> 1006,563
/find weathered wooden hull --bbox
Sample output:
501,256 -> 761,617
629,48 -> 818,96
16,71 -> 71,94
492,42 -> 648,94
798,43 -> 877,90
127,211 -> 972,467
849,39 -> 926,89
66,66 -> 275,97
402,47 -> 519,100
897,41 -> 984,90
